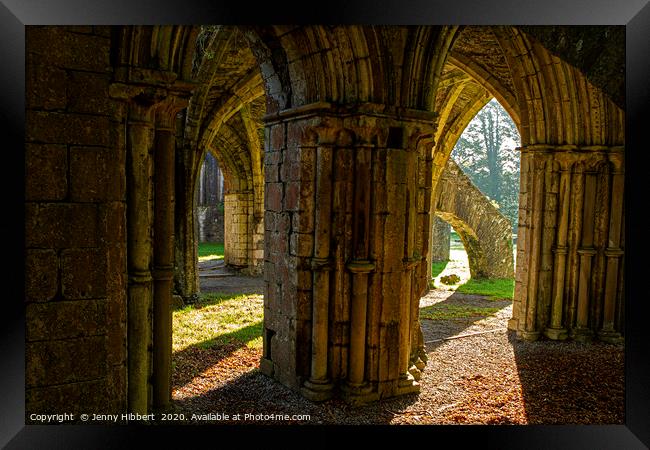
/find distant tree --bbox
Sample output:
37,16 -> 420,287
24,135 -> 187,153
451,99 -> 521,231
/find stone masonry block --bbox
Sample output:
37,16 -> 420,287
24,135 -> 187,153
67,71 -> 112,115
270,123 -> 285,150
70,147 -> 123,202
26,27 -> 111,73
26,379 -> 109,416
25,203 -> 99,249
26,58 -> 67,110
61,248 -> 107,299
26,336 -> 107,388
25,249 -> 59,302
26,299 -> 107,341
284,182 -> 300,210
26,111 -> 111,146
25,144 -> 68,201
266,183 -> 283,212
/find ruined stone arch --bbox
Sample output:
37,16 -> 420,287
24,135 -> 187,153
433,159 -> 515,280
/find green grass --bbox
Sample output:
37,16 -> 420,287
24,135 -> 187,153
173,292 -> 263,352
456,278 -> 514,300
420,304 -> 501,320
198,242 -> 224,262
431,260 -> 449,278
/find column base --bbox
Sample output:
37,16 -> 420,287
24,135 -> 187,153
396,373 -> 420,396
544,327 -> 568,341
408,365 -> 422,381
517,330 -> 540,341
571,327 -> 593,342
259,358 -> 274,377
507,318 -> 519,331
341,381 -> 378,405
301,379 -> 334,402
597,329 -> 624,344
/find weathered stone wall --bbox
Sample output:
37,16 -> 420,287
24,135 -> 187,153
430,216 -> 451,262
25,26 -> 127,416
433,159 -> 515,279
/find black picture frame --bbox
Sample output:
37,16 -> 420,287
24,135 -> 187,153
3,0 -> 649,447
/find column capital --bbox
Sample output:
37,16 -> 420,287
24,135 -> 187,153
608,151 -> 625,173
553,152 -> 579,171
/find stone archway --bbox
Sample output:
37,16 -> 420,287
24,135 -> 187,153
433,159 -> 515,280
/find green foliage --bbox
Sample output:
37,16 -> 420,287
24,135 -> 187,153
440,274 -> 461,285
198,242 -> 224,261
456,278 -> 515,300
420,304 -> 501,320
452,99 -> 521,231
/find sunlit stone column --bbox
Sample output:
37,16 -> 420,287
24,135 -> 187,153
544,152 -> 575,340
518,148 -> 550,341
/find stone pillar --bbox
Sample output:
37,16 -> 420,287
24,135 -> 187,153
430,216 -> 451,263
301,124 -> 338,401
572,159 -> 599,342
174,142 -> 200,303
517,149 -> 550,341
152,96 -> 187,409
544,153 -> 575,340
343,128 -> 374,399
598,150 -> 625,343
261,103 -> 435,404
124,100 -> 157,414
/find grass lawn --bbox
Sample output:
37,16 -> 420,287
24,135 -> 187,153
198,242 -> 224,262
431,260 -> 449,278
456,277 -> 514,300
173,292 -> 263,353
420,303 -> 501,320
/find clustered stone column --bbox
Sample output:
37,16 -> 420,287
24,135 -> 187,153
259,103 -> 435,404
512,145 -> 624,342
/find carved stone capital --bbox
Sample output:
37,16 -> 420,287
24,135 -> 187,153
553,152 -> 579,171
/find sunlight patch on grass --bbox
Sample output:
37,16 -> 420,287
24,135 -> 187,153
198,242 -> 224,262
173,292 -> 263,352
420,304 -> 501,320
456,278 -> 514,300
